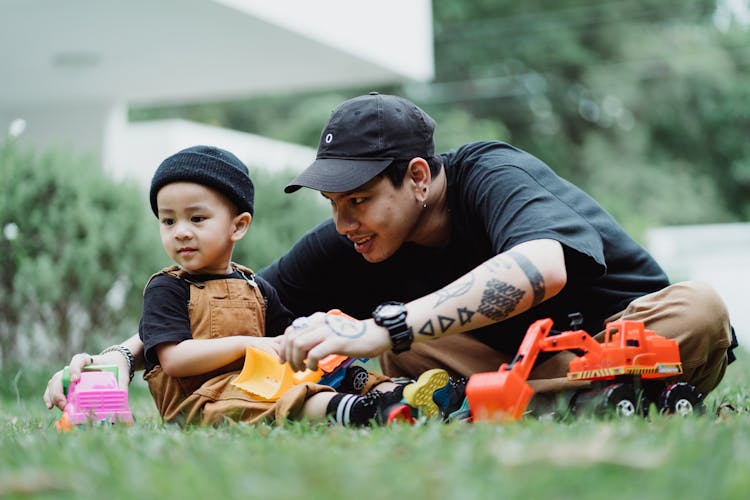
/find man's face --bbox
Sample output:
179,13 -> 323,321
322,175 -> 421,263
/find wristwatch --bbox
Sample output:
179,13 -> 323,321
372,301 -> 413,354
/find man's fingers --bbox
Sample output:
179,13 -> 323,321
287,330 -> 324,372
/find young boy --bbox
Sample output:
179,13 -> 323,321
141,145 -> 412,426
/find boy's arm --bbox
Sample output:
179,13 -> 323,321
156,336 -> 281,377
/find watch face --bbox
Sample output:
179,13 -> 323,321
378,304 -> 403,318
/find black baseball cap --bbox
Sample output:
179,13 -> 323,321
284,92 -> 436,193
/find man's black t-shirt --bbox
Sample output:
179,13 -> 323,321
259,141 -> 669,354
139,270 -> 293,372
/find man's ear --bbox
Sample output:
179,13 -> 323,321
231,212 -> 252,241
407,157 -> 431,193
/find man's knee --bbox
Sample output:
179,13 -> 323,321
668,282 -> 734,395
673,281 -> 730,332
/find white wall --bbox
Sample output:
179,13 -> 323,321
2,103 -> 114,160
106,118 -> 316,189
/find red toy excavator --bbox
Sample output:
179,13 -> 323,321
466,314 -> 703,422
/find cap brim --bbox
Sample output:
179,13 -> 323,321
284,158 -> 393,193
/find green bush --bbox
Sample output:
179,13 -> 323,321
0,141 -> 164,367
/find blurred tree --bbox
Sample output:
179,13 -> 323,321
429,0 -> 741,234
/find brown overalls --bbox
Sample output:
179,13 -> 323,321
143,264 -> 386,426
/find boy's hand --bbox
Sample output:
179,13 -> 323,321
43,352 -> 93,410
249,336 -> 283,359
43,351 -> 131,410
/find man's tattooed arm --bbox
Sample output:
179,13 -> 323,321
507,250 -> 546,307
416,241 -> 561,339
325,314 -> 366,339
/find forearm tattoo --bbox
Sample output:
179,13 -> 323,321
507,250 -> 546,307
478,279 -> 525,321
486,255 -> 513,273
418,307 -> 476,338
432,273 -> 475,307
325,315 -> 366,339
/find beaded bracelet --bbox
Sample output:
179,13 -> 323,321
99,345 -> 135,382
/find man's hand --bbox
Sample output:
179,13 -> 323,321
279,312 -> 391,372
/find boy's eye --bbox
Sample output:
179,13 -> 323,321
191,215 -> 205,223
161,218 -> 174,226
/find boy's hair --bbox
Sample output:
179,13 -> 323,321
149,145 -> 255,217
380,155 -> 443,188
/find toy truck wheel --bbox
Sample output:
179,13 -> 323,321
571,383 -> 640,417
603,383 -> 638,417
658,382 -> 704,416
338,365 -> 369,393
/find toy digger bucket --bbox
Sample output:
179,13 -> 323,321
231,347 -> 323,401
466,364 -> 534,423
231,309 -> 352,401
466,318 -> 553,422
232,348 -> 349,401
466,366 -> 534,423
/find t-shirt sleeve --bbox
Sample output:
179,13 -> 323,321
460,147 -> 606,278
255,275 -> 294,337
139,275 -> 192,368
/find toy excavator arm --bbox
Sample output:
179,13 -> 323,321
538,330 -> 604,357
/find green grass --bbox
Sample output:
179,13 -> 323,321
2,354 -> 749,500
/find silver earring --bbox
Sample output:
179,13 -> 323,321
423,202 -> 428,209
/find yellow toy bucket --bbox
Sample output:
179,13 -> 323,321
231,309 -> 353,401
232,347 -> 325,401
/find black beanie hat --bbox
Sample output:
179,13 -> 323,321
149,145 -> 255,217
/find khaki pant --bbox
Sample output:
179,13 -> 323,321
144,366 -> 389,426
380,281 -> 733,397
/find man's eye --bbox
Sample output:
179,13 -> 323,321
351,197 -> 366,205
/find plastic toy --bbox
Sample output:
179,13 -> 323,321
56,364 -> 134,431
232,348 -> 355,401
231,310 -> 366,401
466,314 -> 703,422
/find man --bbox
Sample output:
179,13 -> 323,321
272,92 -> 734,399
45,92 -> 735,413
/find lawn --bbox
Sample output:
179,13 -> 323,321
1,353 -> 748,500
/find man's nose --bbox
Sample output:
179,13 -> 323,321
333,208 -> 358,235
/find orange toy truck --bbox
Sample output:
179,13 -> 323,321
466,314 -> 703,422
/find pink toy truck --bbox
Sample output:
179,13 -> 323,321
56,364 -> 133,431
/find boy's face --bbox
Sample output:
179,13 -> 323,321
322,175 -> 423,263
156,182 -> 248,274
